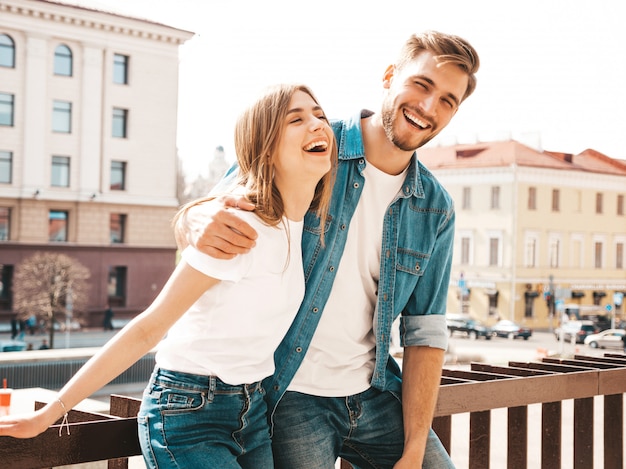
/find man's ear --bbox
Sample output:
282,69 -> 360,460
382,64 -> 395,89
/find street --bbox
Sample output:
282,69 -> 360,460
445,329 -> 614,367
1,326 -> 617,362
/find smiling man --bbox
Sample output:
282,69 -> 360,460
179,30 -> 480,469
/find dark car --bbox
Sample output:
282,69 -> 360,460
554,320 -> 598,344
491,320 -> 532,340
446,314 -> 492,340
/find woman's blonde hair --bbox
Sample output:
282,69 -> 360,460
174,84 -> 336,244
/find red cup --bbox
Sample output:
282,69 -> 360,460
0,388 -> 12,416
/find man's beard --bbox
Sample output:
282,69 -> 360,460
381,102 -> 437,152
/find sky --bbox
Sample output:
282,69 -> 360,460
61,0 -> 626,179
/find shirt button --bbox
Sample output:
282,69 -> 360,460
296,347 -> 303,353
341,224 -> 346,230
329,266 -> 335,272
353,182 -> 359,189
312,307 -> 319,313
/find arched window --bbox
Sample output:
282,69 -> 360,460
54,44 -> 72,76
0,34 -> 15,68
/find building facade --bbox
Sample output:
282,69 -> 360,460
0,0 -> 193,326
419,140 -> 626,330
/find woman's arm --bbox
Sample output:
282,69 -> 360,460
0,261 -> 218,438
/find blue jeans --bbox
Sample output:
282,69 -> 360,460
137,367 -> 273,468
271,388 -> 454,469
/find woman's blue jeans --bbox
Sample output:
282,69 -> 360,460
137,367 -> 273,468
271,387 -> 455,469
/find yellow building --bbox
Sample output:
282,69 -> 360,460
0,0 -> 193,325
419,140 -> 626,330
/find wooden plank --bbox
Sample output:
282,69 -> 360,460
442,369 -> 513,381
598,368 -> 626,395
435,371 -> 598,416
507,406 -> 527,469
541,402 -> 561,469
604,394 -> 624,469
0,418 -> 140,469
432,415 -> 452,455
471,363 -> 552,377
469,411 -> 490,469
573,397 -> 593,469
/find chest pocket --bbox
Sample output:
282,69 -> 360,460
396,248 -> 429,276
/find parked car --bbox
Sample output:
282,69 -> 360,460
446,314 -> 492,340
0,340 -> 27,352
584,329 -> 625,349
554,320 -> 598,344
491,320 -> 532,340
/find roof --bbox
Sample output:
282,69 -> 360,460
26,0 -> 195,37
418,140 -> 626,176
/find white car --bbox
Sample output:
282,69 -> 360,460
583,329 -> 625,349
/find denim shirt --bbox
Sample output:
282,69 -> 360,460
264,110 -> 454,415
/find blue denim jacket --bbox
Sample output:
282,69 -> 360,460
264,110 -> 454,414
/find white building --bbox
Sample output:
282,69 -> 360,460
419,140 -> 626,329
0,0 -> 193,325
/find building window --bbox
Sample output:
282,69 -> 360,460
113,54 -> 129,84
52,100 -> 72,133
110,213 -> 126,243
51,156 -> 70,187
489,237 -> 499,266
592,291 -> 606,306
54,44 -> 72,76
618,195 -> 624,216
549,237 -> 560,268
112,108 -> 128,138
460,236 -> 470,265
0,150 -> 12,183
0,34 -> 15,68
0,264 -> 13,310
110,161 -> 126,190
524,291 -> 538,318
491,186 -> 500,210
595,193 -> 603,214
48,210 -> 68,242
0,92 -> 14,126
462,187 -> 471,210
551,189 -> 560,212
617,242 -> 624,270
524,236 -> 537,268
487,291 -> 499,317
594,241 -> 603,269
528,187 -> 536,210
0,207 -> 10,240
108,266 -> 127,307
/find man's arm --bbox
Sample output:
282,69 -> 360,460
173,195 -> 258,259
394,345 -> 445,468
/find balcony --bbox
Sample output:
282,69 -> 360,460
1,353 -> 625,469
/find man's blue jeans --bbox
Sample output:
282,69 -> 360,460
272,388 -> 455,469
137,367 -> 273,468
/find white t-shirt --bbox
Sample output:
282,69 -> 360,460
289,163 -> 407,396
156,210 -> 305,385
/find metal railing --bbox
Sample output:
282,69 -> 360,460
1,353 -> 625,469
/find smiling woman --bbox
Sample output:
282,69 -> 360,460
0,83 -> 337,469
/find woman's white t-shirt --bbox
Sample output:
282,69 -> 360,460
156,210 -> 305,385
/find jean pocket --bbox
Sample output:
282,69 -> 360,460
159,388 -> 206,414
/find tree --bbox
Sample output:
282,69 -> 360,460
12,252 -> 90,348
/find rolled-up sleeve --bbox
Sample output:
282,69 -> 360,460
400,314 -> 448,350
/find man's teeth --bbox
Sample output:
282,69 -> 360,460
404,111 -> 429,129
304,141 -> 328,152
